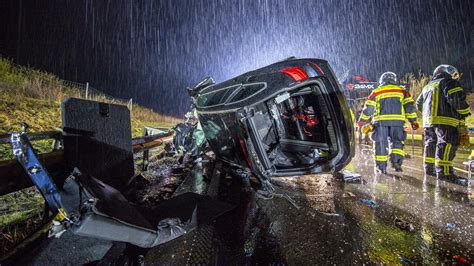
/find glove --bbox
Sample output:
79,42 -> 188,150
410,121 -> 419,130
357,121 -> 365,128
458,125 -> 469,148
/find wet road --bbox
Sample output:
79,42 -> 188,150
142,144 -> 473,264
15,144 -> 474,264
250,144 -> 474,264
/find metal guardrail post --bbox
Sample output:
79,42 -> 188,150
462,160 -> 473,201
142,127 -> 149,171
85,82 -> 89,99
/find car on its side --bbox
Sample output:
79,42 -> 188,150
190,58 -> 354,186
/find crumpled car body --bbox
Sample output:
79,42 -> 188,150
192,58 -> 354,181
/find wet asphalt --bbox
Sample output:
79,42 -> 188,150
15,144 -> 474,265
249,144 -> 474,264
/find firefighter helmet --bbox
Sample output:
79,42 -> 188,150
433,64 -> 460,80
378,72 -> 397,86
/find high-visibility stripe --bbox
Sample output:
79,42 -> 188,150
447,87 -> 463,95
435,159 -> 453,166
422,82 -> 439,94
424,157 -> 435,164
457,107 -> 471,115
369,85 -> 409,100
375,155 -> 388,162
405,112 -> 417,118
378,93 -> 404,100
360,113 -> 371,120
365,100 -> 376,107
434,86 -> 440,117
374,114 -> 405,121
402,97 -> 415,105
391,148 -> 405,156
443,143 -> 450,161
423,116 -> 460,127
441,143 -> 451,175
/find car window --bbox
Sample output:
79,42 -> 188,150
196,85 -> 242,108
227,83 -> 266,103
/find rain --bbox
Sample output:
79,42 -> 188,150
2,0 -> 472,116
0,0 -> 473,264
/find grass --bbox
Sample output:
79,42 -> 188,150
0,57 -> 181,256
0,57 -> 182,159
0,57 -> 180,135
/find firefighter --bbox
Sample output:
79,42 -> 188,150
357,72 -> 419,174
416,65 -> 471,182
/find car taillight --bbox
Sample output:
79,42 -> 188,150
280,67 -> 308,82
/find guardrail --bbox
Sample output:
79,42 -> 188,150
0,128 -> 174,196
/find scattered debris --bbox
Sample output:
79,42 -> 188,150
360,199 -> 379,209
399,257 -> 413,264
342,191 -> 355,198
446,223 -> 456,230
394,218 -> 415,233
335,170 -> 362,183
452,255 -> 468,264
317,211 -> 341,218
454,178 -> 468,187
244,226 -> 262,257
256,190 -> 301,210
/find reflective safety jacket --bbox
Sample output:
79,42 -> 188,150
416,73 -> 471,128
358,84 -> 417,126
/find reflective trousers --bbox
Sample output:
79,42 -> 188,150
371,126 -> 406,170
423,126 -> 459,176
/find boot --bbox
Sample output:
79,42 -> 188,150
375,166 -> 387,174
425,170 -> 436,177
437,173 -> 468,186
392,163 -> 403,172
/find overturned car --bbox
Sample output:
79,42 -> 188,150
190,58 -> 355,184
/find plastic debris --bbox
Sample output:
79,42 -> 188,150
452,255 -> 468,264
360,199 -> 379,209
342,191 -> 356,198
318,211 -> 342,218
446,223 -> 456,230
454,178 -> 468,187
399,257 -> 413,264
394,218 -> 415,232
335,170 -> 362,183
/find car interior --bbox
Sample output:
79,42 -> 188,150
251,85 -> 337,170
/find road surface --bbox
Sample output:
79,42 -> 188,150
15,144 -> 474,265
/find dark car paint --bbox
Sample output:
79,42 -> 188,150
195,58 -> 354,180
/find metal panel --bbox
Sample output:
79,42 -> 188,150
61,98 -> 134,190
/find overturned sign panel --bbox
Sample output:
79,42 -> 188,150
191,58 -> 355,184
61,98 -> 134,190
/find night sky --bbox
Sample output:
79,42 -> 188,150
1,0 -> 472,116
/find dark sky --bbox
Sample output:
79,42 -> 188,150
0,0 -> 472,116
